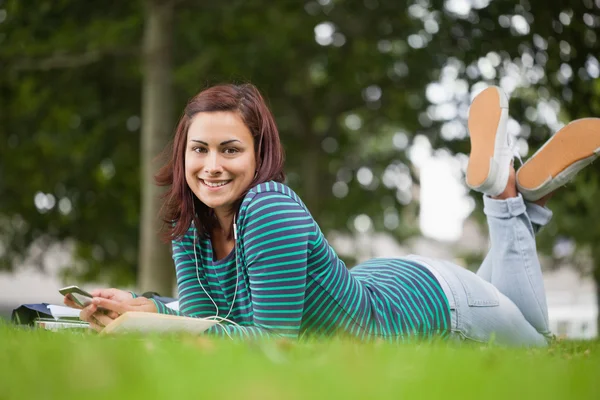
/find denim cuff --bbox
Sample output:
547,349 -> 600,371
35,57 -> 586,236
483,193 -> 527,218
525,202 -> 553,227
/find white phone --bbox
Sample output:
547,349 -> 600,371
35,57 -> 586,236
59,285 -> 94,308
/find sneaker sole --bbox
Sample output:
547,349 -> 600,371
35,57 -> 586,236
516,118 -> 600,201
466,86 -> 509,194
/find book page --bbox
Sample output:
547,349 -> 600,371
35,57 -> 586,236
47,305 -> 83,320
102,312 -> 218,335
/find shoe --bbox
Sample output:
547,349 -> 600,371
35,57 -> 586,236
516,118 -> 600,202
466,86 -> 513,197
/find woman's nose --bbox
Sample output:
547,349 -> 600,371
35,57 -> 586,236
204,153 -> 223,175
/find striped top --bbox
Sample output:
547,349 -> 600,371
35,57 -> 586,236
152,182 -> 451,340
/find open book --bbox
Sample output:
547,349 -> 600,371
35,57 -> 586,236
101,312 -> 218,334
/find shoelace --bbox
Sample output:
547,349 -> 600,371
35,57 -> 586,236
508,135 -> 524,167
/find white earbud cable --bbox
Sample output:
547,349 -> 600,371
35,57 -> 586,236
191,213 -> 246,339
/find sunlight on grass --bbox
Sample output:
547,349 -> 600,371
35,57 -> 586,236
1,322 -> 598,400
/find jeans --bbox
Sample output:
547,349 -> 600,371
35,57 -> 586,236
408,194 -> 553,346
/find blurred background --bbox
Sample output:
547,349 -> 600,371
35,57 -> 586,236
1,0 -> 599,338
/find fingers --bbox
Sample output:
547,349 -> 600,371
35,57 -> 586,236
122,297 -> 158,313
82,298 -> 131,323
92,296 -> 158,314
92,311 -> 115,328
90,288 -> 134,302
92,297 -> 128,314
88,320 -> 104,332
79,304 -> 100,323
80,304 -> 118,332
90,288 -> 116,299
88,312 -> 113,332
63,294 -> 82,309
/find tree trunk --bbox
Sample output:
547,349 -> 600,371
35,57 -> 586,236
138,0 -> 175,295
302,134 -> 321,217
596,279 -> 600,338
594,258 -> 600,338
297,99 -> 322,218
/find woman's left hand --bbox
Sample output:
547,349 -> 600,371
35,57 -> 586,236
92,296 -> 158,316
84,297 -> 158,332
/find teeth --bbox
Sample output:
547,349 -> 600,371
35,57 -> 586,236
203,180 -> 229,187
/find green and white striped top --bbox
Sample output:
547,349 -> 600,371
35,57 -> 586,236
152,181 -> 451,340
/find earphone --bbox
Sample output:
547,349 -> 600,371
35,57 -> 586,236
191,210 -> 249,339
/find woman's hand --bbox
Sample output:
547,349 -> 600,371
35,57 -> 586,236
93,296 -> 158,314
63,288 -> 133,310
81,297 -> 158,332
79,303 -> 119,332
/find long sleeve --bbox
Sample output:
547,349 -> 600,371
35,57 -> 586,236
152,183 -> 449,340
151,298 -> 184,316
204,192 -> 314,339
152,238 -> 219,318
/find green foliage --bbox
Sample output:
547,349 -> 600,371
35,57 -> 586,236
429,0 -> 600,277
1,0 -> 599,290
0,0 -> 143,283
0,0 -> 438,280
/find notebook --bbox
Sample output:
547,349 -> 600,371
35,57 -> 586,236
101,311 -> 218,334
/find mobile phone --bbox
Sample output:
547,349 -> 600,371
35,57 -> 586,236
59,285 -> 94,308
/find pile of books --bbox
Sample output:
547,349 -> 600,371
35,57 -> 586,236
12,301 -> 218,334
12,304 -> 90,331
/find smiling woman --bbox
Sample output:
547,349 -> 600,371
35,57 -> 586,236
69,84 -> 600,346
156,84 -> 285,245
185,113 -> 256,226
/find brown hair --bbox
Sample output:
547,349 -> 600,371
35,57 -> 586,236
155,83 -> 285,241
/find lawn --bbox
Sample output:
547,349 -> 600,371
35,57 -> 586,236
1,322 -> 598,400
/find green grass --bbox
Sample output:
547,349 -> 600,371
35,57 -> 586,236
1,322 -> 598,400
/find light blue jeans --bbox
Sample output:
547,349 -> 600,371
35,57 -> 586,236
408,194 -> 553,346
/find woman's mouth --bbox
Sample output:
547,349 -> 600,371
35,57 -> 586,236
200,179 -> 232,189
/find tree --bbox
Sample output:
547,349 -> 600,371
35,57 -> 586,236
1,0 -> 599,328
1,0 -> 444,286
138,0 -> 175,295
0,0 -> 144,285
420,0 -> 600,328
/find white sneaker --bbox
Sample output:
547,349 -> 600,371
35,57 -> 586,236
516,118 -> 600,202
466,86 -> 513,197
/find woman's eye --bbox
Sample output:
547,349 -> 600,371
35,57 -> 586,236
193,147 -> 207,153
224,148 -> 239,154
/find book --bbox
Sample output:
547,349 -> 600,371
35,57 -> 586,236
12,303 -> 88,328
13,302 -> 191,333
101,312 -> 218,335
43,301 -> 180,318
34,318 -> 90,331
47,305 -> 83,320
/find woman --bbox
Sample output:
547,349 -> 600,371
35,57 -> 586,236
68,84 -> 600,346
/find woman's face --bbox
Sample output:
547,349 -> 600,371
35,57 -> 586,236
185,111 -> 256,216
